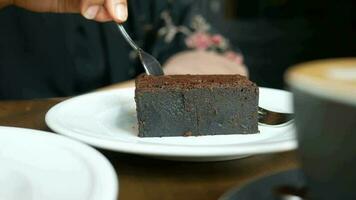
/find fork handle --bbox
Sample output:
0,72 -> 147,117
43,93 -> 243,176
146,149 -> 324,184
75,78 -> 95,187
117,24 -> 140,51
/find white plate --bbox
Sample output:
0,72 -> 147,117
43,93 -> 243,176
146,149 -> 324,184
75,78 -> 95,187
46,87 -> 297,162
0,126 -> 118,200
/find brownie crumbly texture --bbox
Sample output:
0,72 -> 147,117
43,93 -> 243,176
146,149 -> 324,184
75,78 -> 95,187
135,75 -> 259,137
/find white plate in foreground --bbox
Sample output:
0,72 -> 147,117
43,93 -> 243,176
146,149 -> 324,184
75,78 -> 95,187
0,126 -> 118,200
46,87 -> 297,162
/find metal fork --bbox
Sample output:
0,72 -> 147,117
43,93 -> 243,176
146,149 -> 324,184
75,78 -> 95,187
117,24 -> 164,76
118,24 -> 294,126
258,107 -> 294,126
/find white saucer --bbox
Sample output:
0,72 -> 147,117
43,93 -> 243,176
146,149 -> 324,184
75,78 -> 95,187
0,127 -> 118,200
46,87 -> 297,162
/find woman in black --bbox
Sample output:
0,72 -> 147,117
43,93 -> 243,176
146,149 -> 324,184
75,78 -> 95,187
0,0 -> 247,100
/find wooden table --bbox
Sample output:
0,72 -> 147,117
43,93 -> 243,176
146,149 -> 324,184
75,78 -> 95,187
0,82 -> 300,200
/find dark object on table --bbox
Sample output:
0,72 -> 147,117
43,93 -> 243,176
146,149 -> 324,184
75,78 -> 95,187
219,169 -> 306,200
287,59 -> 356,200
135,75 -> 259,137
274,185 -> 307,199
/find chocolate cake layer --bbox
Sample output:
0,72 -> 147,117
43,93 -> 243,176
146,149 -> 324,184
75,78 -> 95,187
135,75 -> 259,137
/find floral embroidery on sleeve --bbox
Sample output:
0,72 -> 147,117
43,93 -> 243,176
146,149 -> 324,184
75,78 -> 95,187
158,12 -> 244,65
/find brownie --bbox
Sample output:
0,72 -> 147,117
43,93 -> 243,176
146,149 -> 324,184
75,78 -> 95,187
135,75 -> 259,137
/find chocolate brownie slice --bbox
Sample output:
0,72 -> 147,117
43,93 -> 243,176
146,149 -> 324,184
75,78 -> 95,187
135,75 -> 259,137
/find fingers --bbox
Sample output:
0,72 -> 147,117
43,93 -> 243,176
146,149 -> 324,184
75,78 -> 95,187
81,0 -> 128,23
80,0 -> 104,19
105,0 -> 128,23
94,7 -> 112,22
11,0 -> 128,23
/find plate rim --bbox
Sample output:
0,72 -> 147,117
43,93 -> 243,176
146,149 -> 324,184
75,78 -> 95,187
0,126 -> 118,200
45,87 -> 297,158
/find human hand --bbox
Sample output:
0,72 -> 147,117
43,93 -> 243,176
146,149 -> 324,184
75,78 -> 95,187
164,50 -> 249,77
2,0 -> 128,22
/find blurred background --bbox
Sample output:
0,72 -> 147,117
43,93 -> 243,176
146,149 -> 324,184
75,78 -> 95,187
197,0 -> 356,88
0,0 -> 355,99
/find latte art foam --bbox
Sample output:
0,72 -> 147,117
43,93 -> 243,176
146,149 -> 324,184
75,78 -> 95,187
327,67 -> 356,81
286,58 -> 356,106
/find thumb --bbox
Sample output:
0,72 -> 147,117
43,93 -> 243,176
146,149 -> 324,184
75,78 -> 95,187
104,0 -> 128,23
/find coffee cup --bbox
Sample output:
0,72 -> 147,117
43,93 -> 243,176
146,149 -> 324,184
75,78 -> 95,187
285,58 -> 356,200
